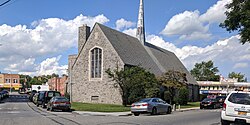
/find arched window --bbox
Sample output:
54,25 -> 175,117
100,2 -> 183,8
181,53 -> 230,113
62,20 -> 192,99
90,48 -> 102,78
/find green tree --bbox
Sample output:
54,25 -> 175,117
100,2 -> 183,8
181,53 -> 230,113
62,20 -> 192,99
220,0 -> 250,44
174,87 -> 189,105
228,72 -> 246,82
29,77 -> 43,85
158,70 -> 187,104
51,73 -> 59,78
106,66 -> 160,106
190,60 -> 220,81
20,75 -> 32,88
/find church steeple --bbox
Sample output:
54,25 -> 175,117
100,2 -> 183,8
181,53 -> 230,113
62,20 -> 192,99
136,0 -> 145,45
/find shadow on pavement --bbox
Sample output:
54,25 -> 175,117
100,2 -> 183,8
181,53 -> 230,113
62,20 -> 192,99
0,94 -> 30,103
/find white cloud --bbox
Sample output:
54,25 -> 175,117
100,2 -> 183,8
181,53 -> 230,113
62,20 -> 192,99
115,18 -> 135,31
147,34 -> 250,79
4,58 -> 37,72
0,14 -> 109,75
123,28 -> 137,37
160,10 -> 211,40
161,0 -> 231,41
179,32 -> 212,41
233,63 -> 248,69
36,56 -> 68,76
146,35 -> 178,53
239,55 -> 250,61
0,14 -> 109,57
200,0 -> 232,23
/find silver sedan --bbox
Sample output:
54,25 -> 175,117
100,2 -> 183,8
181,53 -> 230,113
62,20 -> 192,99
131,98 -> 172,116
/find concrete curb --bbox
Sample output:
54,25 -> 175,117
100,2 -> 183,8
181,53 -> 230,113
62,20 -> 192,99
73,111 -> 132,116
174,107 -> 200,112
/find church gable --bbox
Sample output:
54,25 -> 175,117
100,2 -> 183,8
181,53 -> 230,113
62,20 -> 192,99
70,23 -> 124,104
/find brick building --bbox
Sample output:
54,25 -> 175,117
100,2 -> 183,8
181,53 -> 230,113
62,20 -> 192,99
0,73 -> 22,91
48,76 -> 68,95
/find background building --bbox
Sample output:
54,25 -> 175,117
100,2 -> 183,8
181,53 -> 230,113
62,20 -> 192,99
48,76 -> 68,95
0,73 -> 22,91
198,77 -> 250,97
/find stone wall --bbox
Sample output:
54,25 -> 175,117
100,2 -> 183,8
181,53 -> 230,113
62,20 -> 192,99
78,25 -> 90,53
71,24 -> 124,105
67,54 -> 77,94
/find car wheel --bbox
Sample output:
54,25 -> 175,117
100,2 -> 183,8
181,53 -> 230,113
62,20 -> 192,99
221,119 -> 230,125
134,113 -> 140,116
50,107 -> 54,112
66,108 -> 71,112
213,105 -> 216,109
42,102 -> 46,108
167,107 -> 172,114
151,107 -> 157,115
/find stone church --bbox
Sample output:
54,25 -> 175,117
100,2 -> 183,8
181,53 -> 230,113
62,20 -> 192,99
68,0 -> 199,104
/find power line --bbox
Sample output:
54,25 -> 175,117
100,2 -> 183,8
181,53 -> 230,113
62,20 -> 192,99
0,0 -> 11,7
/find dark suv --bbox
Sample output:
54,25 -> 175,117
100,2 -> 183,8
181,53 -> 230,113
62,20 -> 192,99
216,96 -> 227,107
37,91 -> 61,108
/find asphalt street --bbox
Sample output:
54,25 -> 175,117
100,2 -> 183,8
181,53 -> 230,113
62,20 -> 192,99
0,93 -> 222,125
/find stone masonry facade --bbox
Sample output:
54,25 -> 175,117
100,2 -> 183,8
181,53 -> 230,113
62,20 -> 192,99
69,24 -> 124,104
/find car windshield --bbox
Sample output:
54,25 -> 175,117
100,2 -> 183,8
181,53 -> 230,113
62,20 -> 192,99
55,92 -> 61,96
228,93 -> 250,105
203,98 -> 213,101
55,97 -> 69,102
138,98 -> 151,103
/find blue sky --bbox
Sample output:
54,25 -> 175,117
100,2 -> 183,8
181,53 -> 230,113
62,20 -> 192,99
0,0 -> 249,81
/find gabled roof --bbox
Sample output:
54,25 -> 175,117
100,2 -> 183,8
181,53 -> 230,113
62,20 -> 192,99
97,23 -> 197,85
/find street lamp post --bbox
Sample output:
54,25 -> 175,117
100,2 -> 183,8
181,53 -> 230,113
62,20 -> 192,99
10,74 -> 12,93
70,67 -> 72,103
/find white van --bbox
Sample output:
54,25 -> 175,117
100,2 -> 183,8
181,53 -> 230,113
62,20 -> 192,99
221,91 -> 250,125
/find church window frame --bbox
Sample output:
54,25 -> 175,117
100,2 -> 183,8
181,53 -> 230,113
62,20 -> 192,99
89,46 -> 103,80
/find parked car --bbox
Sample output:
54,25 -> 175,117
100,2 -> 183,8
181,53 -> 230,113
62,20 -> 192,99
32,93 -> 39,105
131,98 -> 172,116
47,96 -> 71,112
221,91 -> 250,125
200,98 -> 220,109
29,90 -> 37,102
37,91 -> 61,108
216,95 -> 227,107
2,90 -> 9,98
0,91 -> 4,100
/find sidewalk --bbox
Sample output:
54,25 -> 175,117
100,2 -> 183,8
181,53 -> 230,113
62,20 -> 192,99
173,107 -> 200,112
73,107 -> 200,116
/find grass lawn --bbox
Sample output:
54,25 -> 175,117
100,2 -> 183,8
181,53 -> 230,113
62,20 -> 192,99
180,102 -> 200,109
72,102 -> 131,112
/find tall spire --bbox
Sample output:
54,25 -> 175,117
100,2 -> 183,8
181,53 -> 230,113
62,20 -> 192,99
136,0 -> 145,45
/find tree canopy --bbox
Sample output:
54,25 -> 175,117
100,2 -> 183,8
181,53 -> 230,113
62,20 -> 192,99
19,74 -> 60,87
158,70 -> 188,104
228,72 -> 246,82
106,66 -> 160,106
190,60 -> 220,81
220,0 -> 250,44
